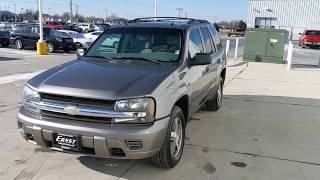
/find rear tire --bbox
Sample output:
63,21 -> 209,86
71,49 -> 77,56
151,106 -> 185,169
15,39 -> 23,50
205,77 -> 223,111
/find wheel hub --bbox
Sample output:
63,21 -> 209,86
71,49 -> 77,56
170,117 -> 183,158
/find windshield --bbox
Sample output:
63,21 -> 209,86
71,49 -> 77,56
86,28 -> 183,62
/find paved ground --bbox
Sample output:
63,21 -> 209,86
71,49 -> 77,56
1,48 -> 320,180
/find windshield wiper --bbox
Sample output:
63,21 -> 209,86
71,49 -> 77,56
85,55 -> 113,61
113,57 -> 161,64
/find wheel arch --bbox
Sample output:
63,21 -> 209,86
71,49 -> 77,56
174,95 -> 189,126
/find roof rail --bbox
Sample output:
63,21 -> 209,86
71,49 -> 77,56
128,17 -> 209,25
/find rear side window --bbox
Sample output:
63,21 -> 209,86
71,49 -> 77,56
188,29 -> 204,59
24,26 -> 32,34
209,25 -> 223,50
200,27 -> 215,53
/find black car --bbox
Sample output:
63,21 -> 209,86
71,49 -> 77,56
0,31 -> 10,47
10,25 -> 75,53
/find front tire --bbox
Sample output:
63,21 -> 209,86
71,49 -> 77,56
15,39 -> 23,50
151,106 -> 185,168
47,42 -> 55,53
205,77 -> 223,111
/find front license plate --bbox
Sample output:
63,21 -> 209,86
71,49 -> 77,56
53,133 -> 80,152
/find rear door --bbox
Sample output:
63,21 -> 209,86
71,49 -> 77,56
200,26 -> 220,99
22,26 -> 33,46
30,26 -> 40,47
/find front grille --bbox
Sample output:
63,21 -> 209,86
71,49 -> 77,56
40,93 -> 115,108
41,110 -> 112,124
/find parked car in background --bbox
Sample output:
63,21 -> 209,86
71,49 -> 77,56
17,17 -> 226,169
0,22 -> 14,32
77,23 -> 95,32
46,21 -> 64,29
299,30 -> 320,48
10,24 -> 75,53
0,31 -> 10,47
94,23 -> 110,31
62,24 -> 83,33
83,31 -> 103,42
59,30 -> 91,49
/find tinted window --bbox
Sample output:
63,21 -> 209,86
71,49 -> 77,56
24,26 -> 32,34
200,27 -> 215,53
31,27 -> 39,35
13,26 -> 23,33
188,28 -> 204,59
209,25 -> 223,50
305,30 -> 320,35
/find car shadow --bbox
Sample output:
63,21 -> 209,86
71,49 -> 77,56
77,156 -> 141,177
0,56 -> 21,61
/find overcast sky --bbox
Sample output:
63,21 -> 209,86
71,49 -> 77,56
0,0 -> 248,22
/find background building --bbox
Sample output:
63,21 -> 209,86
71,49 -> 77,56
247,0 -> 320,40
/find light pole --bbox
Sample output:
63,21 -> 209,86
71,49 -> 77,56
176,8 -> 183,18
154,0 -> 157,17
37,0 -> 48,55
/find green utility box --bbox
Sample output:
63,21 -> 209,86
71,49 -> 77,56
243,28 -> 288,63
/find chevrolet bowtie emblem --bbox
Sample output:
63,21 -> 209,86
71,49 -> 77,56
63,105 -> 79,115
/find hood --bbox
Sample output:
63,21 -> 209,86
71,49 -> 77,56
28,59 -> 177,100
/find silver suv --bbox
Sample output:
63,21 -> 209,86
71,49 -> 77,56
17,17 -> 226,168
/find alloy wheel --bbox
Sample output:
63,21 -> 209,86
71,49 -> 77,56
170,117 -> 183,158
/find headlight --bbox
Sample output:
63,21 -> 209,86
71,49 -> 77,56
114,98 -> 155,124
23,85 -> 41,114
56,38 -> 63,42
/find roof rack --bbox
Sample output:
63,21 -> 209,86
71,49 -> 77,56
128,17 -> 209,25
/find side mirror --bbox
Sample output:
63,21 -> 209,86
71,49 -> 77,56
189,53 -> 211,66
76,48 -> 85,58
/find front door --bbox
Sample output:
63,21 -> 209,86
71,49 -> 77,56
187,28 -> 211,114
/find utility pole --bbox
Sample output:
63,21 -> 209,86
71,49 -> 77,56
176,8 -> 183,18
75,4 -> 79,23
69,0 -> 73,24
14,4 -> 17,22
153,0 -> 157,17
105,8 -> 108,23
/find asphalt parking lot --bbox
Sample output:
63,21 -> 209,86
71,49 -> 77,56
1,47 -> 320,180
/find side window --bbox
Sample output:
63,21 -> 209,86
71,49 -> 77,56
209,25 -> 223,50
24,26 -> 32,34
200,27 -> 215,53
188,29 -> 204,59
13,26 -> 23,33
31,27 -> 39,35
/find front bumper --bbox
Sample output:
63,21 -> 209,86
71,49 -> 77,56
303,42 -> 320,45
17,108 -> 169,159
